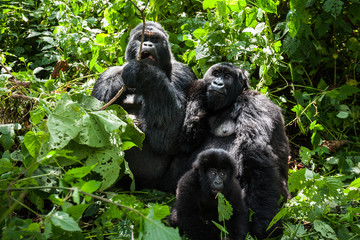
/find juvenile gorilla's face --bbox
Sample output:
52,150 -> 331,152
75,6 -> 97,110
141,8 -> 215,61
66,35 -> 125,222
194,149 -> 236,196
204,63 -> 249,111
125,22 -> 172,70
207,168 -> 228,193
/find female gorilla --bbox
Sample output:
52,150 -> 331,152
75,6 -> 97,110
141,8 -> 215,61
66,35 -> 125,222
181,63 -> 290,239
91,22 -> 197,190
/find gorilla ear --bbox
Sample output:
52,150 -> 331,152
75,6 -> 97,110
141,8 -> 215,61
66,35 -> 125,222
238,69 -> 250,90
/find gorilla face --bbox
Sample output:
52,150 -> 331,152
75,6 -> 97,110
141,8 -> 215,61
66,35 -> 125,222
125,22 -> 172,72
204,63 -> 249,111
193,149 -> 236,196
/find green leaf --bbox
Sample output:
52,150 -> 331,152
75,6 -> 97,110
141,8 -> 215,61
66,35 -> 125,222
288,168 -> 306,193
0,158 -> 13,174
323,0 -> 344,18
30,106 -> 45,125
203,0 -> 218,9
63,165 -> 95,183
151,204 -> 171,220
80,180 -> 101,194
72,187 -> 80,204
212,220 -> 229,233
65,204 -> 90,221
267,208 -> 287,231
257,0 -> 277,14
86,148 -> 124,190
299,146 -> 313,165
47,94 -> 85,149
76,111 -> 126,147
142,206 -> 181,240
217,193 -> 233,222
24,131 -> 45,158
50,211 -> 81,232
0,124 -> 21,150
193,28 -> 207,40
350,178 -> 360,188
313,220 -> 337,240
336,111 -> 349,119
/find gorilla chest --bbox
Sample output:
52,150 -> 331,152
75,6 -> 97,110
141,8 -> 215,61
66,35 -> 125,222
209,115 -> 236,138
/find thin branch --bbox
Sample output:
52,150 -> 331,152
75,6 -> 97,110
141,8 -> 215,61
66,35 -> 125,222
99,85 -> 127,110
0,59 -> 30,88
2,186 -> 145,217
0,59 -> 14,77
99,0 -> 149,110
10,93 -> 39,102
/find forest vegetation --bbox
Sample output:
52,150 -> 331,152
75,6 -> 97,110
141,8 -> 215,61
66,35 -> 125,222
0,0 -> 359,239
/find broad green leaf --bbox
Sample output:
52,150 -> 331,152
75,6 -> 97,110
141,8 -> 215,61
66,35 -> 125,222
24,131 -> 45,158
239,0 -> 246,9
323,0 -> 344,18
299,146 -> 313,165
76,111 -> 125,147
288,168 -> 306,193
257,0 -> 277,14
71,94 -> 104,111
86,148 -> 124,190
203,0 -> 218,9
0,158 -> 13,174
217,0 -> 227,19
65,204 -> 90,221
108,105 -> 145,150
350,178 -> 360,188
193,28 -> 207,40
217,193 -> 233,222
0,124 -> 21,150
142,206 -> 181,240
81,180 -> 101,194
63,165 -> 95,183
336,111 -> 349,119
47,94 -> 85,149
50,211 -> 81,232
313,220 -> 337,240
30,106 -> 45,125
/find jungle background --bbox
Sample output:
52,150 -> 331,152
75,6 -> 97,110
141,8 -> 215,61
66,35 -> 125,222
0,0 -> 359,239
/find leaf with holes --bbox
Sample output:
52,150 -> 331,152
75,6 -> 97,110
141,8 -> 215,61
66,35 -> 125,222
76,111 -> 125,147
47,94 -> 85,149
86,147 -> 124,190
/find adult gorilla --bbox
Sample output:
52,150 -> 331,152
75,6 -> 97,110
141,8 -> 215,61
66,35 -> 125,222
181,63 -> 290,239
91,22 -> 197,190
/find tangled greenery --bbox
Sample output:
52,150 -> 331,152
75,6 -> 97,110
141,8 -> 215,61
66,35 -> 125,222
0,0 -> 359,239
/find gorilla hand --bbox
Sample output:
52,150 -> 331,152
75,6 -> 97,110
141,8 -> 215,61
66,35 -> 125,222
122,59 -> 161,89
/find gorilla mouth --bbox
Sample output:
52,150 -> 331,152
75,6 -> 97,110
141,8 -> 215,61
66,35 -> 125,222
208,89 -> 226,96
141,51 -> 156,61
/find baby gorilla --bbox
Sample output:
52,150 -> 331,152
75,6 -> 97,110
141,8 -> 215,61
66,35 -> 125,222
169,149 -> 248,240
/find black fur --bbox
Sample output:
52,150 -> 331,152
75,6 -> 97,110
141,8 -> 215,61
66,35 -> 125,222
91,22 -> 197,190
179,63 -> 290,239
169,149 -> 249,240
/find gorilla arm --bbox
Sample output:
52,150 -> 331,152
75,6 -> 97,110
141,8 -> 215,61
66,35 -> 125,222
122,59 -> 189,154
91,66 -> 126,105
181,79 -> 209,152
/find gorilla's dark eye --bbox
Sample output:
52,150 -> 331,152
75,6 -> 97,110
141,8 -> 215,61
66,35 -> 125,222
224,73 -> 231,79
220,171 -> 226,177
213,71 -> 220,77
151,36 -> 160,42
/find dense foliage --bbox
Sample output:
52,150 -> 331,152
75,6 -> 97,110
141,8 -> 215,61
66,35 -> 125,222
0,0 -> 359,239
